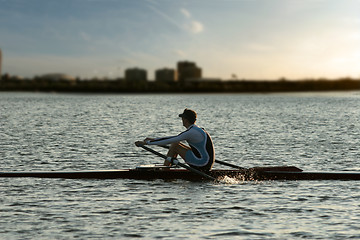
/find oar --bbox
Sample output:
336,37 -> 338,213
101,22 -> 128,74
139,145 -> 217,181
214,159 -> 246,170
156,145 -> 302,173
158,145 -> 245,170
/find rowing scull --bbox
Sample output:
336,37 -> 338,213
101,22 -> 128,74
1,166 -> 360,180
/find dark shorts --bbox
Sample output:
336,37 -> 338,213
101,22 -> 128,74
188,159 -> 214,172
185,149 -> 215,172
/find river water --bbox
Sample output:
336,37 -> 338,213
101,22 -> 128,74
1,92 -> 360,239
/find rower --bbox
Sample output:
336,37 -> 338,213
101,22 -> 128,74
135,108 -> 215,171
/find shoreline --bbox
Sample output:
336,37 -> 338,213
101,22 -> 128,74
1,78 -> 359,93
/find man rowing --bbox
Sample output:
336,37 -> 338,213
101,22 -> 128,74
135,108 -> 215,171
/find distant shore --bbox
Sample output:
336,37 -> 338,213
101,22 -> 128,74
1,75 -> 359,93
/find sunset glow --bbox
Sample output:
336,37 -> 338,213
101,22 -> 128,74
1,0 -> 359,80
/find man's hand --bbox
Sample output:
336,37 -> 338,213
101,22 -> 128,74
135,141 -> 145,147
135,138 -> 155,147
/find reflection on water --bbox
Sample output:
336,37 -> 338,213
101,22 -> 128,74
1,92 -> 360,239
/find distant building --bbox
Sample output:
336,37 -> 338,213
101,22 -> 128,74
39,73 -> 75,82
0,49 -> 2,80
177,61 -> 202,82
125,68 -> 147,81
155,68 -> 176,82
186,78 -> 221,82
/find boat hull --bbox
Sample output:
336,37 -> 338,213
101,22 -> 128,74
258,171 -> 360,181
1,168 -> 360,181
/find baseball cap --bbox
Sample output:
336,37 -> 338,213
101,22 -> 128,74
179,108 -> 197,123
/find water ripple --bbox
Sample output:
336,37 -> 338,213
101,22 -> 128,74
1,92 -> 360,239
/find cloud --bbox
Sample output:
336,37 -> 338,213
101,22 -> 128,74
188,20 -> 204,34
144,0 -> 159,5
180,8 -> 204,34
147,5 -> 184,31
343,17 -> 360,25
147,5 -> 204,34
180,8 -> 191,18
246,43 -> 275,52
3,54 -> 127,79
79,31 -> 91,42
173,49 -> 186,57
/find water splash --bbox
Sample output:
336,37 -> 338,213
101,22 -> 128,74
218,175 -> 243,184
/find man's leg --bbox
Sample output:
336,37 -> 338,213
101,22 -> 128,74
164,142 -> 191,166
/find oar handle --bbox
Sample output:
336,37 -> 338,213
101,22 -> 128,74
141,145 -> 167,159
139,145 -> 217,181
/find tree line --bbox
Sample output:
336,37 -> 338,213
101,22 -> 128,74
1,74 -> 359,93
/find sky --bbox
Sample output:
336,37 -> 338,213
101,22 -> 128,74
1,0 -> 360,80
